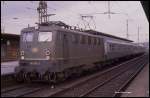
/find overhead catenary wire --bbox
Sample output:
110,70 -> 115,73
3,1 -> 147,43
1,1 -> 7,33
113,1 -> 144,41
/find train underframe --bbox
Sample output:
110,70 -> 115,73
14,53 -> 144,83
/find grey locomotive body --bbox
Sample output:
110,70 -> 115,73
15,22 -> 145,82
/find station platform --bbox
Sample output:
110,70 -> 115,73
1,61 -> 19,75
121,63 -> 149,97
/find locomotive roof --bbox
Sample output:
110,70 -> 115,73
1,33 -> 20,42
38,21 -> 70,28
84,30 -> 133,42
22,21 -> 133,43
45,21 -> 133,43
1,33 -> 20,39
35,21 -> 132,43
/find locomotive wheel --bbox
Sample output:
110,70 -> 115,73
15,73 -> 24,83
47,72 -> 51,83
50,72 -> 57,83
25,73 -> 32,83
46,72 -> 56,83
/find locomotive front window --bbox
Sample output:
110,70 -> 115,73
38,32 -> 52,42
22,32 -> 33,42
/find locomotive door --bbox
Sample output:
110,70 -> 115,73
62,34 -> 69,62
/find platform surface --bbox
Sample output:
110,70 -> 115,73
1,61 -> 19,75
121,63 -> 149,97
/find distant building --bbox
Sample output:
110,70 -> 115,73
1,33 -> 20,62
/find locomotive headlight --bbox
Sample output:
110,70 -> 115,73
20,51 -> 24,56
45,50 -> 50,56
21,56 -> 24,60
46,55 -> 50,60
44,49 -> 50,60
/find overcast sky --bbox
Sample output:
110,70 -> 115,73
1,1 -> 149,43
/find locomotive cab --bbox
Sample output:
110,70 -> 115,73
15,26 -> 58,82
20,29 -> 53,60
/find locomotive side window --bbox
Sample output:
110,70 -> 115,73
72,34 -> 78,44
58,32 -> 62,40
22,32 -> 33,42
96,38 -> 99,45
79,35 -> 82,44
38,32 -> 52,42
91,37 -> 94,45
88,36 -> 91,45
81,35 -> 86,44
86,36 -> 88,44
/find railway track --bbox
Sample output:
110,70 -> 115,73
49,54 -> 148,97
81,55 -> 149,97
1,73 -> 16,89
1,84 -> 28,94
1,83 -> 47,97
1,54 -> 148,97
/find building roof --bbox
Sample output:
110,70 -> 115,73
84,30 -> 133,42
1,33 -> 20,39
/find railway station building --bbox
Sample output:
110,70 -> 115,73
1,33 -> 20,62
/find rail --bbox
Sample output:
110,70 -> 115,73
49,54 -> 148,97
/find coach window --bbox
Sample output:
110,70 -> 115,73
93,37 -> 96,45
91,37 -> 94,45
72,34 -> 75,43
109,44 -> 111,51
76,35 -> 79,44
80,35 -> 82,44
90,37 -> 93,45
92,37 -> 94,45
94,38 -> 97,45
110,44 -> 112,51
85,36 -> 88,44
72,34 -> 78,44
111,44 -> 114,51
98,39 -> 101,45
88,36 -> 91,45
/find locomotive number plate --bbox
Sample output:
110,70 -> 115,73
30,61 -> 40,65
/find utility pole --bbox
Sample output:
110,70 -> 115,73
1,1 -> 6,33
138,26 -> 140,45
87,1 -> 123,19
107,1 -> 118,19
126,19 -> 129,39
108,1 -> 111,19
37,1 -> 55,25
37,1 -> 48,24
79,15 -> 96,30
